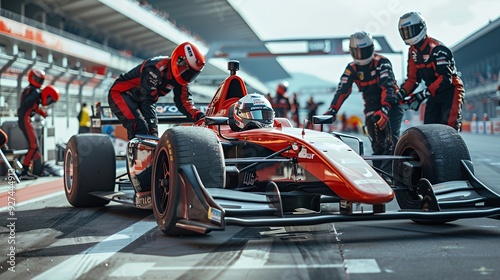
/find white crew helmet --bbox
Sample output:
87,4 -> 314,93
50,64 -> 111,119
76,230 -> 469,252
398,12 -> 427,46
349,31 -> 375,66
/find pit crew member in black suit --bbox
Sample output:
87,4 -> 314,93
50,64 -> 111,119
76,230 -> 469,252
108,42 -> 206,140
17,69 -> 60,180
324,32 -> 403,175
397,12 -> 464,130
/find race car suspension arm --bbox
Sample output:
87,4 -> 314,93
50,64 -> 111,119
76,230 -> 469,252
235,145 -> 294,173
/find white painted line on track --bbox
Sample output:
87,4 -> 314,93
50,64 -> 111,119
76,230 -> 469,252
150,263 -> 344,270
345,259 -> 381,273
32,217 -> 157,280
110,262 -> 156,277
111,260 -> 380,274
0,190 -> 65,212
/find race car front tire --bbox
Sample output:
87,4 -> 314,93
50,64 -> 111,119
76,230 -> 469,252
393,124 -> 470,222
64,134 -> 116,207
152,126 -> 225,236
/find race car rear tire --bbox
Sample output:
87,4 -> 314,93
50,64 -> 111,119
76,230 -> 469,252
64,134 -> 116,207
393,124 -> 470,223
152,126 -> 224,236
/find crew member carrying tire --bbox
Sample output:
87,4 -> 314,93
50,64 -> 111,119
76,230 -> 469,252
17,69 -> 60,180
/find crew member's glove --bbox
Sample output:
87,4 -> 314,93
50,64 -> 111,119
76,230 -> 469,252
395,88 -> 407,104
372,106 -> 389,130
415,88 -> 431,101
405,89 -> 431,111
39,110 -> 48,118
324,108 -> 337,122
195,111 -> 205,121
148,127 -> 158,137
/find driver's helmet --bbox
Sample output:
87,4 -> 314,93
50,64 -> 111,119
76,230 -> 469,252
233,93 -> 275,130
28,68 -> 46,88
170,42 -> 206,86
349,31 -> 375,66
398,12 -> 427,46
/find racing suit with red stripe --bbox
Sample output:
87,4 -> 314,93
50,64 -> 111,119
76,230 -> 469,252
17,85 -> 46,169
401,36 -> 464,130
108,56 -> 204,139
328,53 -> 403,174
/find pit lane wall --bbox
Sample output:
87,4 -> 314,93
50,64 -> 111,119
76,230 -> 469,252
466,119 -> 500,135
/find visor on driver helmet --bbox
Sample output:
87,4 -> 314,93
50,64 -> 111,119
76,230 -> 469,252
349,44 -> 374,60
239,108 -> 274,122
399,23 -> 425,40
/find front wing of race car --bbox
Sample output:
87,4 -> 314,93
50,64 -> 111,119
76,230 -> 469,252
170,161 -> 500,235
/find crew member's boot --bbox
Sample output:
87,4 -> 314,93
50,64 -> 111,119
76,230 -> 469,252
19,165 -> 38,180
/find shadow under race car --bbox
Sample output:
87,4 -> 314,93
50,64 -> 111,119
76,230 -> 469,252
63,61 -> 500,236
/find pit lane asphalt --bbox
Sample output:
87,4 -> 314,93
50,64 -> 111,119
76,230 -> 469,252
0,132 -> 499,280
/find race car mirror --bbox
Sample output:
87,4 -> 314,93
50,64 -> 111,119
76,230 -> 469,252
205,116 -> 237,141
312,115 -> 334,124
205,116 -> 229,126
312,115 -> 334,132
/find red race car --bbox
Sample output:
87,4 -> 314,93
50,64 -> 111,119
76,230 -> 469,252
64,61 -> 500,236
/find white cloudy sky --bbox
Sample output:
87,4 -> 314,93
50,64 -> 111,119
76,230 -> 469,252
229,0 -> 500,83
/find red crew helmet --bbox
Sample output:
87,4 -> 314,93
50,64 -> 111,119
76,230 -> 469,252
28,68 -> 46,88
41,85 -> 60,106
171,42 -> 206,86
276,81 -> 289,96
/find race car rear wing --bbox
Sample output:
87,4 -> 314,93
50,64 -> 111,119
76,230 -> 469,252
90,102 -> 209,133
